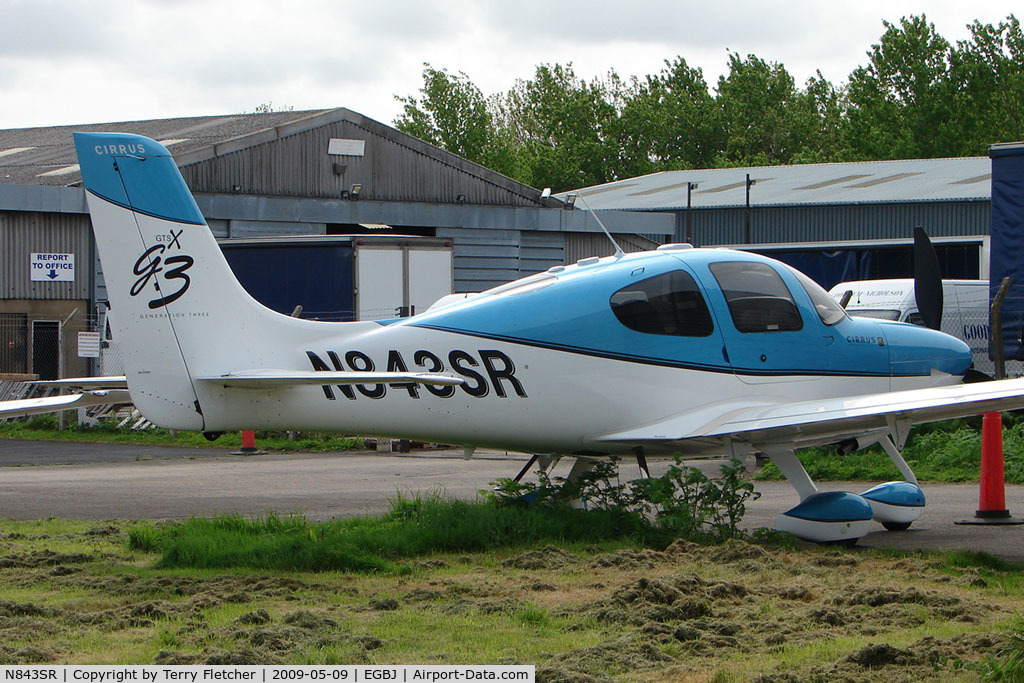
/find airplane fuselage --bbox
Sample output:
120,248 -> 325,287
184,248 -> 971,456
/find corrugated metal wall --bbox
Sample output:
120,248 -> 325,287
437,228 -> 567,292
438,227 -> 522,292
564,233 -> 661,263
0,211 -> 91,300
520,232 -> 565,275
180,121 -> 542,207
683,201 -> 991,246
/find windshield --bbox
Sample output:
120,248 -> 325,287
781,265 -> 848,326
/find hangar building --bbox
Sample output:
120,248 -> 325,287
0,108 -> 671,379
566,157 -> 992,289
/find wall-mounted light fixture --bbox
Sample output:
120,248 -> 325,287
456,194 -> 467,204
350,184 -> 362,200
232,184 -> 242,193
564,193 -> 578,210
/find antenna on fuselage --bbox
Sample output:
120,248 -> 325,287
566,192 -> 625,260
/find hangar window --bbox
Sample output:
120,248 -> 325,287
610,270 -> 714,337
709,261 -> 803,333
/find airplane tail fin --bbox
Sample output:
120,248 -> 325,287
76,132 -> 462,432
74,133 -> 298,430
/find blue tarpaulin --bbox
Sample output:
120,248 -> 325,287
989,143 -> 1024,360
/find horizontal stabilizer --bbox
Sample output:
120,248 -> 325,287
28,376 -> 128,389
197,370 -> 465,388
0,390 -> 132,419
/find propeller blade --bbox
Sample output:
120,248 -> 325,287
913,227 -> 943,330
963,368 -> 995,383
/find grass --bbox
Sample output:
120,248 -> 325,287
128,493 -> 664,573
756,417 -> 1024,483
4,517 -> 1024,676
0,414 -> 363,452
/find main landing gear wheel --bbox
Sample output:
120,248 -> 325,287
881,521 -> 912,531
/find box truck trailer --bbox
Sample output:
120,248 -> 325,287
218,235 -> 454,321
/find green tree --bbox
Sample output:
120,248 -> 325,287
714,53 -> 812,166
952,15 -> 1024,152
788,71 -> 850,163
498,63 -> 620,191
617,57 -> 721,175
395,64 -> 514,172
844,15 -> 956,160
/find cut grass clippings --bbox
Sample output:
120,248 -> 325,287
3,517 -> 1024,679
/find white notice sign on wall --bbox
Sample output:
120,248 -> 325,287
78,331 -> 101,358
30,253 -> 75,282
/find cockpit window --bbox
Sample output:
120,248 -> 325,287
785,266 -> 847,326
610,270 -> 714,337
709,261 -> 803,333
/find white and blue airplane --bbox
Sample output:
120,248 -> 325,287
11,131 -> 1024,544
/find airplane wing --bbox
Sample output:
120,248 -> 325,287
197,370 -> 464,388
0,390 -> 133,419
596,377 -> 1024,450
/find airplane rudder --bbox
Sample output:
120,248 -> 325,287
73,132 -> 206,228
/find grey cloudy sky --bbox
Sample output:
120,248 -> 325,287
0,0 -> 1018,130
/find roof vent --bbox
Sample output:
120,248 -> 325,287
656,243 -> 694,251
576,256 -> 601,266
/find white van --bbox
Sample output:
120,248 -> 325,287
827,279 -> 1021,378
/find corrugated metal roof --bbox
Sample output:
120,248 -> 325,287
0,110 -> 333,186
563,157 -> 991,210
0,108 -> 559,209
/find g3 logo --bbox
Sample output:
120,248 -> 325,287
130,230 -> 194,309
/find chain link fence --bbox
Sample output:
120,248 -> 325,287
0,309 -> 129,424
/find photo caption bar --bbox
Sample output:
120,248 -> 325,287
0,666 -> 534,683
